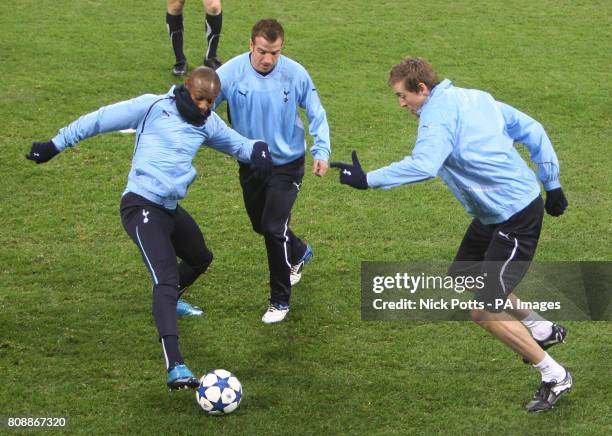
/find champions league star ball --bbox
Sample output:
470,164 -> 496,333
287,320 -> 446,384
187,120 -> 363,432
196,369 -> 243,415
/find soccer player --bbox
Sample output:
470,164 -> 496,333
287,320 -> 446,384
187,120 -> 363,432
214,18 -> 331,324
25,67 -> 273,390
166,0 -> 224,76
331,57 -> 571,412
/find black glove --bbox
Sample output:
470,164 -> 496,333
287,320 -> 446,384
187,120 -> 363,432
330,150 -> 368,190
250,141 -> 273,180
26,140 -> 60,164
545,187 -> 568,217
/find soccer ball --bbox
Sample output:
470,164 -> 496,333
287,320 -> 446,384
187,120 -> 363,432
196,369 -> 243,415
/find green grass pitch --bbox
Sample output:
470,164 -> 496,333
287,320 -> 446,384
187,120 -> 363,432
1,0 -> 610,434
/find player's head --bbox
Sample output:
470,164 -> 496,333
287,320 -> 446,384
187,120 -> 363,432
174,66 -> 220,126
184,66 -> 221,114
388,57 -> 440,117
249,18 -> 284,74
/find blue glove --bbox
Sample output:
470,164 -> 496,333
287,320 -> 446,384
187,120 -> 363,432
330,150 -> 368,190
26,140 -> 60,164
250,141 -> 273,180
545,188 -> 568,216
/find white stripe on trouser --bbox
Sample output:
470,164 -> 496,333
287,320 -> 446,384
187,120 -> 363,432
136,226 -> 159,285
499,236 -> 519,295
282,219 -> 291,268
161,337 -> 170,370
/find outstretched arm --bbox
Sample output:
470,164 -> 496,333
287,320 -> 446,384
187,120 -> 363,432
26,94 -> 160,163
51,94 -> 160,151
366,118 -> 454,189
330,150 -> 368,189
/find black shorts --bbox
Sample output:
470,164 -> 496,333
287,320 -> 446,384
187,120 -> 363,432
448,196 -> 544,312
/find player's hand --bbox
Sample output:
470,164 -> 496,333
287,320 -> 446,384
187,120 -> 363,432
330,150 -> 368,190
312,159 -> 328,177
545,187 -> 568,216
250,141 -> 273,180
26,140 -> 60,164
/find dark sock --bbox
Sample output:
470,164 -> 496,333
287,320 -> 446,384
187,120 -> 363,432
161,335 -> 184,371
205,12 -> 222,59
166,13 -> 186,64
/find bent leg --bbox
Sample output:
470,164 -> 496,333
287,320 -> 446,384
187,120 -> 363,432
470,309 -> 545,363
172,204 -> 213,292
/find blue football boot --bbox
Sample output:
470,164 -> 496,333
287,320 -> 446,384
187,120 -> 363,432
290,244 -> 313,286
176,299 -> 203,317
167,364 -> 200,390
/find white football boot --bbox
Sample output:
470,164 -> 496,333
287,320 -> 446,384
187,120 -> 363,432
261,303 -> 290,324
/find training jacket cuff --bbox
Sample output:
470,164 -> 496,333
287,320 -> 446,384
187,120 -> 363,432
543,180 -> 561,191
312,149 -> 330,162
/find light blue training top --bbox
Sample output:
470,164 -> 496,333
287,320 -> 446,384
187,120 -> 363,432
214,52 -> 331,165
367,79 -> 562,224
52,86 -> 256,210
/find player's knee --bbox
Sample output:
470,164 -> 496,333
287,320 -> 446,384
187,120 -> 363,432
206,5 -> 221,15
470,308 -> 488,323
149,262 -> 180,289
470,306 -> 503,323
250,222 -> 264,235
260,221 -> 285,237
192,250 -> 213,274
152,283 -> 179,311
203,0 -> 221,15
153,280 -> 180,293
203,249 -> 213,267
167,0 -> 185,15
